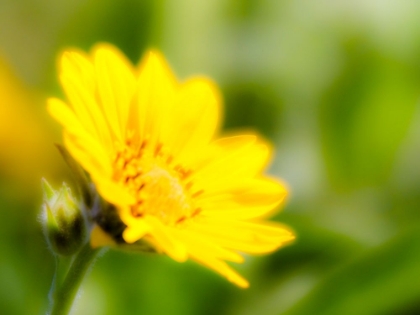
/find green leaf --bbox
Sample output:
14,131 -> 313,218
283,228 -> 420,315
223,82 -> 284,140
320,37 -> 420,190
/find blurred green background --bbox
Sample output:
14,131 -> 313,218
1,0 -> 420,314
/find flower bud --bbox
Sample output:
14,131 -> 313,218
41,179 -> 87,256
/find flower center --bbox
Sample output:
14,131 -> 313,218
113,139 -> 202,225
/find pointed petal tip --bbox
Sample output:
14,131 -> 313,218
138,49 -> 174,76
180,76 -> 223,107
41,178 -> 55,200
91,42 -> 119,55
224,266 -> 249,288
58,49 -> 90,75
91,43 -> 135,70
145,49 -> 165,61
235,278 -> 250,289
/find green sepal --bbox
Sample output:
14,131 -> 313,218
42,179 -> 87,256
55,144 -> 93,208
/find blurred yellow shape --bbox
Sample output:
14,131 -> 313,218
0,54 -> 56,190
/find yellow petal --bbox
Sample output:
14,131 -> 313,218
60,50 -> 95,91
93,43 -> 136,141
199,178 -> 288,219
189,252 -> 249,288
93,175 -> 136,206
48,98 -> 88,139
59,51 -> 114,151
64,132 -> 112,179
174,229 -> 244,263
49,98 -> 112,177
122,219 -> 151,243
190,218 -> 295,254
132,51 -> 177,145
162,77 -> 221,164
59,51 -> 97,137
144,216 -> 187,262
193,135 -> 272,191
90,225 -> 116,248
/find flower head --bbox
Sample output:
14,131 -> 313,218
48,43 -> 294,288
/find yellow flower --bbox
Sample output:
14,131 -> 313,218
48,43 -> 294,288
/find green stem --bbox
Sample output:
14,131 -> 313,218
48,243 -> 106,315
